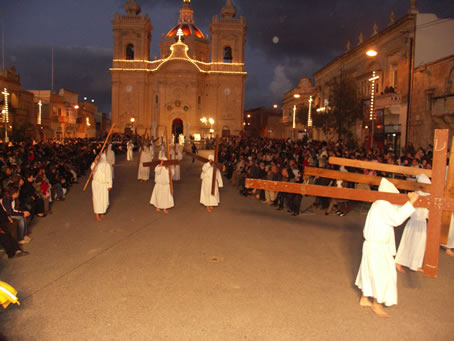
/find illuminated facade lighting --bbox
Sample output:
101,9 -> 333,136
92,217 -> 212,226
307,96 -> 313,127
110,40 -> 246,76
37,100 -> 42,125
366,49 -> 378,57
2,88 -> 9,124
368,71 -> 379,121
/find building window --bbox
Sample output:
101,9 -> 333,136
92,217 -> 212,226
425,92 -> 433,114
126,44 -> 135,60
224,46 -> 232,63
58,108 -> 62,116
391,65 -> 398,89
155,95 -> 159,104
198,96 -> 201,105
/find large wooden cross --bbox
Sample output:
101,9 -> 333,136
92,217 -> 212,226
142,127 -> 180,194
246,129 -> 454,278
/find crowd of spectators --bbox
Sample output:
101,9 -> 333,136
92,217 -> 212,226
0,139 -> 103,258
219,136 -> 435,217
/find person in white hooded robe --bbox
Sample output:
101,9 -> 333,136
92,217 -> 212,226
171,145 -> 183,181
137,144 -> 153,181
106,143 -> 115,179
150,156 -> 174,213
355,178 -> 419,318
441,214 -> 454,256
91,153 -> 113,221
395,174 -> 431,272
126,141 -> 134,161
200,154 -> 223,213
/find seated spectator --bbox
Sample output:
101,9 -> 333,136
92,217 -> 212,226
19,171 -> 46,218
1,184 -> 31,245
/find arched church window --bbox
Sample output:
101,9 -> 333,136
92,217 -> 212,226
224,46 -> 232,63
126,44 -> 135,60
447,67 -> 454,93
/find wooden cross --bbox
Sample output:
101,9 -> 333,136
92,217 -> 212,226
246,129 -> 454,278
83,124 -> 116,191
184,136 -> 225,194
142,127 -> 180,194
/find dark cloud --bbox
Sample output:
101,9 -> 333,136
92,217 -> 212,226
2,0 -> 454,113
8,45 -> 112,112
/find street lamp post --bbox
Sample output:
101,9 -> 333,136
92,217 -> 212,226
130,117 -> 135,135
293,94 -> 301,140
366,49 -> 378,150
208,117 -> 215,137
200,116 -> 214,139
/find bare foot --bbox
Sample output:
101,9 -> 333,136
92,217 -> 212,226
446,248 -> 454,257
163,209 -> 168,214
371,301 -> 390,318
396,263 -> 406,273
359,296 -> 372,307
207,206 -> 213,213
100,214 -> 105,219
156,208 -> 161,213
95,214 -> 102,222
416,268 -> 424,272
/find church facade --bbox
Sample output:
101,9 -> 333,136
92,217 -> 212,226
110,0 -> 247,139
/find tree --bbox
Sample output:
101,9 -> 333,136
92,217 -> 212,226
295,104 -> 309,125
313,73 -> 362,140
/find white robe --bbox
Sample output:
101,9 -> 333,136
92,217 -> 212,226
106,145 -> 115,166
200,162 -> 223,207
106,144 -> 115,179
127,142 -> 134,161
395,205 -> 428,271
442,213 -> 454,249
150,165 -> 174,209
355,200 -> 415,306
137,146 -> 153,181
171,147 -> 183,181
91,154 -> 113,214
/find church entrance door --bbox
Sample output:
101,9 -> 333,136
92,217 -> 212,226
172,118 -> 184,143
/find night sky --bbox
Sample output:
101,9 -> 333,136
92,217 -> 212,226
2,0 -> 454,114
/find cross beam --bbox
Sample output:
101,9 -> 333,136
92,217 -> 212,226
183,150 -> 225,171
142,126 -> 179,194
304,167 -> 431,192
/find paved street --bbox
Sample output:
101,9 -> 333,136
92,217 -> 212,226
1,152 -> 453,340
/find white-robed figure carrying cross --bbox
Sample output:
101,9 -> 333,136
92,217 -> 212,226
149,155 -> 174,214
355,178 -> 419,318
200,154 -> 223,213
91,152 -> 113,221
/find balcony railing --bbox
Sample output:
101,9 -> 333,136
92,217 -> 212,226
375,93 -> 401,114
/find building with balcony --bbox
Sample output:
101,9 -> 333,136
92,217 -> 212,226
281,78 -> 317,140
76,101 -> 97,138
0,67 -> 36,141
307,0 -> 454,151
30,89 -> 79,140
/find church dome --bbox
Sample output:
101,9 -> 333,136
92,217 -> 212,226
164,0 -> 206,41
166,23 -> 205,39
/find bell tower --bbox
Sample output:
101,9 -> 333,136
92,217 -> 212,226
210,0 -> 247,64
112,0 -> 153,61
